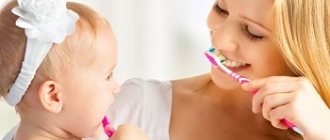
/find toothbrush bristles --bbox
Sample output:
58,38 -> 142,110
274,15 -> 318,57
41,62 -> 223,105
209,47 -> 226,63
209,48 -> 216,52
219,56 -> 226,63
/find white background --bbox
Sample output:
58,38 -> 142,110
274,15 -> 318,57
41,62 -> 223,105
0,0 -> 213,137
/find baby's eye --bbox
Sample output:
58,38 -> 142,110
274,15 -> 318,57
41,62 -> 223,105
107,73 -> 113,81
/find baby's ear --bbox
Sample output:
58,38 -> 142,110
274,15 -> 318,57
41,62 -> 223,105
38,81 -> 63,113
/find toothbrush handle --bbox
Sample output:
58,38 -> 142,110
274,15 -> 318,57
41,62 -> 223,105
281,119 -> 304,135
102,116 -> 116,137
236,75 -> 304,135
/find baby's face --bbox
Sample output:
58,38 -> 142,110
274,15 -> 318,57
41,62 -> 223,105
59,21 -> 119,137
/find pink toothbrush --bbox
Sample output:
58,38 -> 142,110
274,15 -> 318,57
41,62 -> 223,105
102,116 -> 116,137
204,48 -> 304,136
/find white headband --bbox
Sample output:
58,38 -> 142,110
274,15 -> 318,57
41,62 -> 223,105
4,0 -> 79,106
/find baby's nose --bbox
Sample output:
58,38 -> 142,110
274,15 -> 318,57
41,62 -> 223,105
112,82 -> 121,95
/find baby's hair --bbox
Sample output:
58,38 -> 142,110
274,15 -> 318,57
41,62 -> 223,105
0,0 -> 107,98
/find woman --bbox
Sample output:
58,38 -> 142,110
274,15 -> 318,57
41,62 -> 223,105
110,0 -> 330,140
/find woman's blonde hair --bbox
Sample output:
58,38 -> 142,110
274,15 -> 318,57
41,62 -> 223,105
0,1 -> 105,98
273,0 -> 330,107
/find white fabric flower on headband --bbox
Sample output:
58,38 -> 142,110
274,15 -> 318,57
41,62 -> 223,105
12,0 -> 79,43
4,0 -> 79,106
19,0 -> 66,22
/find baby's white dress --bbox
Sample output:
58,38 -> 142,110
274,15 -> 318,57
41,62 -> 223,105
109,78 -> 172,140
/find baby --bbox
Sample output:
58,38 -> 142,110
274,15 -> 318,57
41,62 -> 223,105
0,0 -> 147,140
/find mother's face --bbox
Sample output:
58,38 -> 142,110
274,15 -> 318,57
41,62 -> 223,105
207,0 -> 295,89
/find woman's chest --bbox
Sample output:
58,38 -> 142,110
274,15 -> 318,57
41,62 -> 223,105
169,95 -> 302,140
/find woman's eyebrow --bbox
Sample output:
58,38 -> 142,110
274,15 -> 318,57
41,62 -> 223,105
239,15 -> 271,33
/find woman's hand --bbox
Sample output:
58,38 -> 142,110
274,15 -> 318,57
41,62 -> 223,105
109,124 -> 149,140
241,76 -> 330,139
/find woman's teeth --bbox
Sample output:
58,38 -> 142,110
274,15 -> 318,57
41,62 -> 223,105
214,49 -> 221,56
213,49 -> 248,68
223,59 -> 248,68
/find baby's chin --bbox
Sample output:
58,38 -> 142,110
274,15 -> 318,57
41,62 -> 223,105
82,124 -> 107,140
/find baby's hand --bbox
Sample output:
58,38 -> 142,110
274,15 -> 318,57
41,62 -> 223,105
109,124 -> 148,140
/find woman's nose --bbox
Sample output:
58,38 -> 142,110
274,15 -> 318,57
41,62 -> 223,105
210,22 -> 238,52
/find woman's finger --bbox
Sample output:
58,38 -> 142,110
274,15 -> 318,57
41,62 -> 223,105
251,78 -> 296,113
242,76 -> 296,93
269,105 -> 292,130
261,93 -> 293,120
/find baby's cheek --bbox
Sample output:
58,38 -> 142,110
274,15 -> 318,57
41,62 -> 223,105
108,95 -> 115,105
97,91 -> 114,114
92,124 -> 105,137
106,86 -> 116,105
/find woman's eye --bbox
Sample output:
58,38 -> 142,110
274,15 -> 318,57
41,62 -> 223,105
214,4 -> 229,16
241,25 -> 264,41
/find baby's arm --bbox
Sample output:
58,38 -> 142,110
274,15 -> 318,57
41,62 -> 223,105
109,124 -> 149,140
